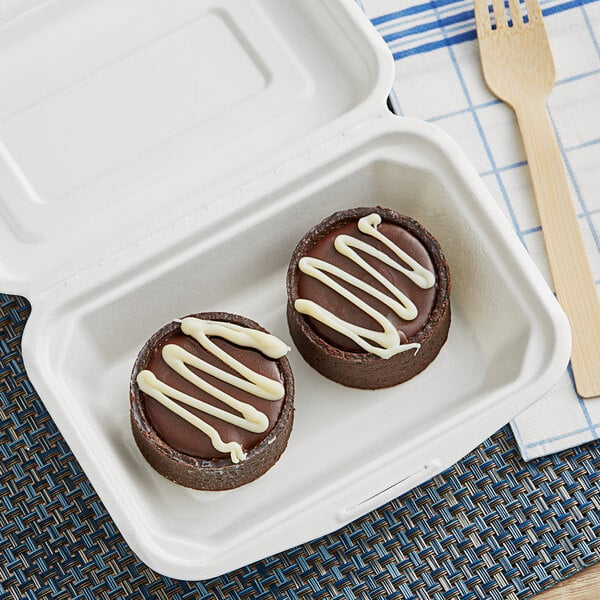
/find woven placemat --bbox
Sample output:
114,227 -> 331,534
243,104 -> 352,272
1,293 -> 599,600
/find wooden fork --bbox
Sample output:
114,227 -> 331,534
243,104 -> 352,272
474,0 -> 600,398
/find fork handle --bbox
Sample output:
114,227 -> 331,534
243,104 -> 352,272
514,99 -> 600,398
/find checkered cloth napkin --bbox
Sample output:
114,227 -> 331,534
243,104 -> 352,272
360,0 -> 600,460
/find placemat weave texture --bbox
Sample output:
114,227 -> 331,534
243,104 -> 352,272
1,293 -> 599,599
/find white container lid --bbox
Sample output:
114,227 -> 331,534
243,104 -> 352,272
0,0 -> 394,299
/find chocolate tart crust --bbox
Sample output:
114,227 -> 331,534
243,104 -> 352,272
130,312 -> 295,490
286,207 -> 451,389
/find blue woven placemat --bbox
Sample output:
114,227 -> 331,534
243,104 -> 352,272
1,292 -> 599,600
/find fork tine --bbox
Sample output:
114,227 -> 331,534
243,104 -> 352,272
508,0 -> 524,26
524,0 -> 543,23
473,0 -> 492,36
491,0 -> 508,30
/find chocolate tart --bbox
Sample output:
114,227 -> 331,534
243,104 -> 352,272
286,207 -> 450,389
130,312 -> 294,490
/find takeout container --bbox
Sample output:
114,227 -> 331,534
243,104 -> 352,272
0,0 -> 570,580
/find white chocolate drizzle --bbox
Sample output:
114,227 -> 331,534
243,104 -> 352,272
294,213 -> 435,359
136,317 -> 290,463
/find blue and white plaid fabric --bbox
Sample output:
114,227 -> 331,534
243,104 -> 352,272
360,0 -> 600,460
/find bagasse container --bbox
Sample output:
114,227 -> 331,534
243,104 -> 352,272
0,0 -> 570,580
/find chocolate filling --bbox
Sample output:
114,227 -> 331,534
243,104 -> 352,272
140,330 -> 285,460
296,219 -> 438,352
